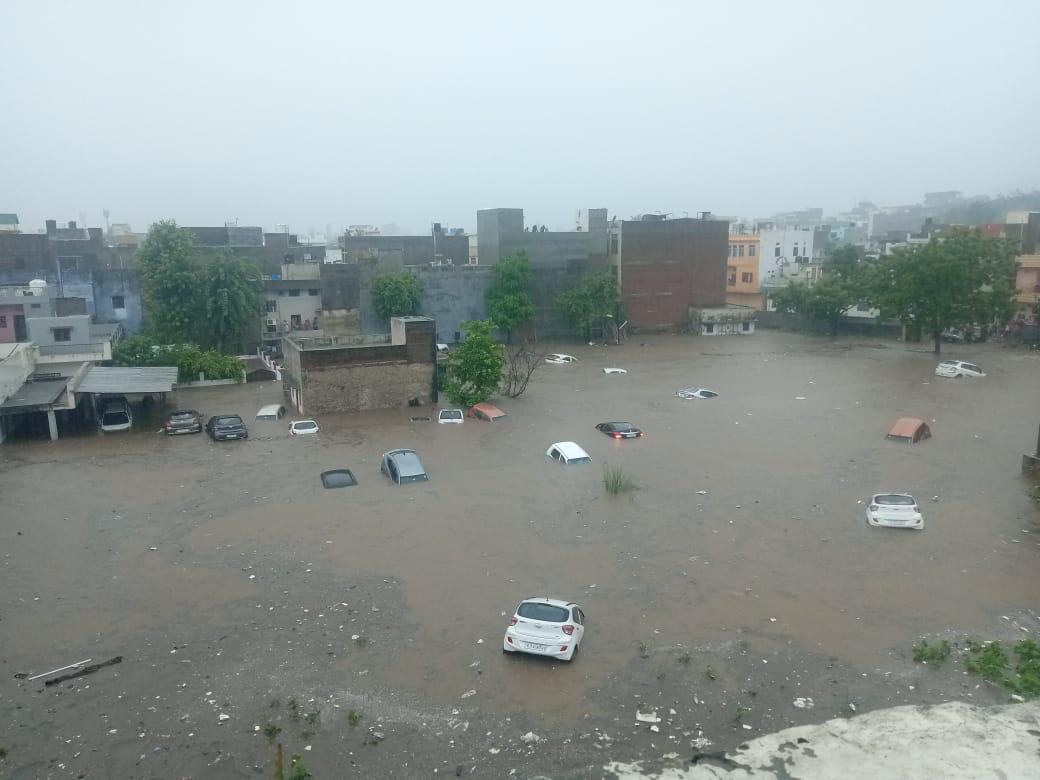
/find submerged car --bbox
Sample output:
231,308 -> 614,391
503,597 -> 586,661
163,409 -> 203,435
289,419 -> 319,436
256,404 -> 287,421
546,441 -> 592,464
468,403 -> 506,421
206,415 -> 248,441
546,353 -> 578,364
320,469 -> 358,488
935,360 -> 985,379
866,493 -> 924,530
886,417 -> 931,444
381,448 -> 428,484
675,387 -> 718,400
438,408 -> 464,424
603,367 -> 627,375
595,421 -> 643,439
100,400 -> 133,433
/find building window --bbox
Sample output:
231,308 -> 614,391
742,272 -> 753,283
112,295 -> 125,309
610,235 -> 619,254
749,244 -> 756,256
0,315 -> 6,328
52,327 -> 72,342
704,322 -> 714,333
742,321 -> 751,332
303,253 -> 312,261
774,244 -> 781,257
266,299 -> 277,313
738,244 -> 744,257
308,289 -> 319,296
30,303 -> 41,309
289,289 -> 300,297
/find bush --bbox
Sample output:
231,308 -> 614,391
603,465 -> 637,495
965,639 -> 1010,684
113,334 -> 244,383
912,639 -> 952,667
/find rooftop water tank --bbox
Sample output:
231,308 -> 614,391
28,279 -> 48,296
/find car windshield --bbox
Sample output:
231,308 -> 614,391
320,470 -> 357,488
217,417 -> 243,426
102,410 -> 128,425
517,602 -> 570,623
295,422 -> 316,430
876,494 -> 916,505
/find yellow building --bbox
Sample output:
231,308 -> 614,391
1015,254 -> 1040,318
726,233 -> 763,310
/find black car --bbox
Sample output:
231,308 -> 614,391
206,414 -> 248,441
164,409 -> 203,435
595,421 -> 643,439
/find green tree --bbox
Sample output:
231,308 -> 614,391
442,320 -> 504,407
113,333 -> 244,383
823,244 -> 866,282
772,275 -> 857,335
485,251 -> 535,342
556,270 -> 620,340
371,271 -> 423,321
200,250 -> 264,353
136,220 -> 201,343
867,229 -> 1018,353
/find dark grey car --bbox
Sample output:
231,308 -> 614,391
380,449 -> 428,484
206,415 -> 248,441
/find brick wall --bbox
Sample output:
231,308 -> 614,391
618,219 -> 728,331
300,362 -> 434,413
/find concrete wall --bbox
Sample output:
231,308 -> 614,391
341,234 -> 469,267
319,263 -> 362,337
25,314 -> 92,346
92,268 -> 143,332
0,304 -> 21,342
418,266 -> 494,342
758,227 -> 815,285
0,342 -> 37,402
477,207 -> 608,267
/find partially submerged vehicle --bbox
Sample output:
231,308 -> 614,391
675,387 -> 718,400
381,449 -> 429,484
468,403 -> 506,421
886,417 -> 931,444
866,493 -> 924,530
546,441 -> 592,464
546,353 -> 578,364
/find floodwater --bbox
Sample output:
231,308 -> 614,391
2,331 -> 1039,775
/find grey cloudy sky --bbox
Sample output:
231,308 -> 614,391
3,0 -> 1038,235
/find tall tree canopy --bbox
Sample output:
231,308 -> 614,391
485,251 -> 535,342
200,250 -> 264,353
771,275 -> 857,335
136,220 -> 200,344
867,229 -> 1018,353
556,270 -> 621,341
371,271 -> 424,321
442,320 -> 505,408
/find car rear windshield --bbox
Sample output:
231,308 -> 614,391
170,411 -> 196,421
295,422 -> 317,430
320,470 -> 357,488
876,494 -> 916,505
400,473 -> 428,483
217,416 -> 243,426
569,455 -> 592,464
613,423 -> 635,432
517,603 -> 570,623
441,410 -> 462,419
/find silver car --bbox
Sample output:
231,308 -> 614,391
381,449 -> 429,484
935,360 -> 985,379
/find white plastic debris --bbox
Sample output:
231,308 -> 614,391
794,697 -> 814,709
650,724 -> 660,733
603,367 -> 628,375
460,689 -> 477,699
795,396 -> 807,400
218,713 -> 230,722
520,731 -> 540,743
636,710 -> 662,724
477,639 -> 484,644
696,490 -> 708,495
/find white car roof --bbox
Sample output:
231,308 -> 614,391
291,419 -> 317,426
519,596 -> 574,609
257,404 -> 284,414
551,441 -> 589,459
871,492 -> 916,501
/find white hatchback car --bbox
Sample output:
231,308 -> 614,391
289,419 -> 319,436
546,353 -> 578,364
546,441 -> 592,464
675,387 -> 719,400
503,597 -> 586,661
866,493 -> 924,530
438,408 -> 464,424
935,360 -> 985,379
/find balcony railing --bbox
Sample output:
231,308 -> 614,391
37,342 -> 111,360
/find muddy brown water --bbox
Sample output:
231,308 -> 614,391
2,332 -> 1039,775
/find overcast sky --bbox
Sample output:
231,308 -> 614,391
2,1 -> 1038,235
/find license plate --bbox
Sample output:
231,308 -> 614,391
522,641 -> 546,651
225,435 -> 238,439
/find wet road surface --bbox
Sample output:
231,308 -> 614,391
2,332 -> 1039,777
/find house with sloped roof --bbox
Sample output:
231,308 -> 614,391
0,214 -> 19,232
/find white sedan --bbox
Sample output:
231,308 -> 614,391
503,597 -> 586,661
935,360 -> 985,379
675,387 -> 719,399
546,353 -> 578,364
438,408 -> 464,424
866,493 -> 924,530
289,419 -> 319,436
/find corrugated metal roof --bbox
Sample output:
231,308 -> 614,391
0,379 -> 66,410
77,366 -> 178,394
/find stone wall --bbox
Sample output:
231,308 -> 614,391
300,362 -> 434,413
